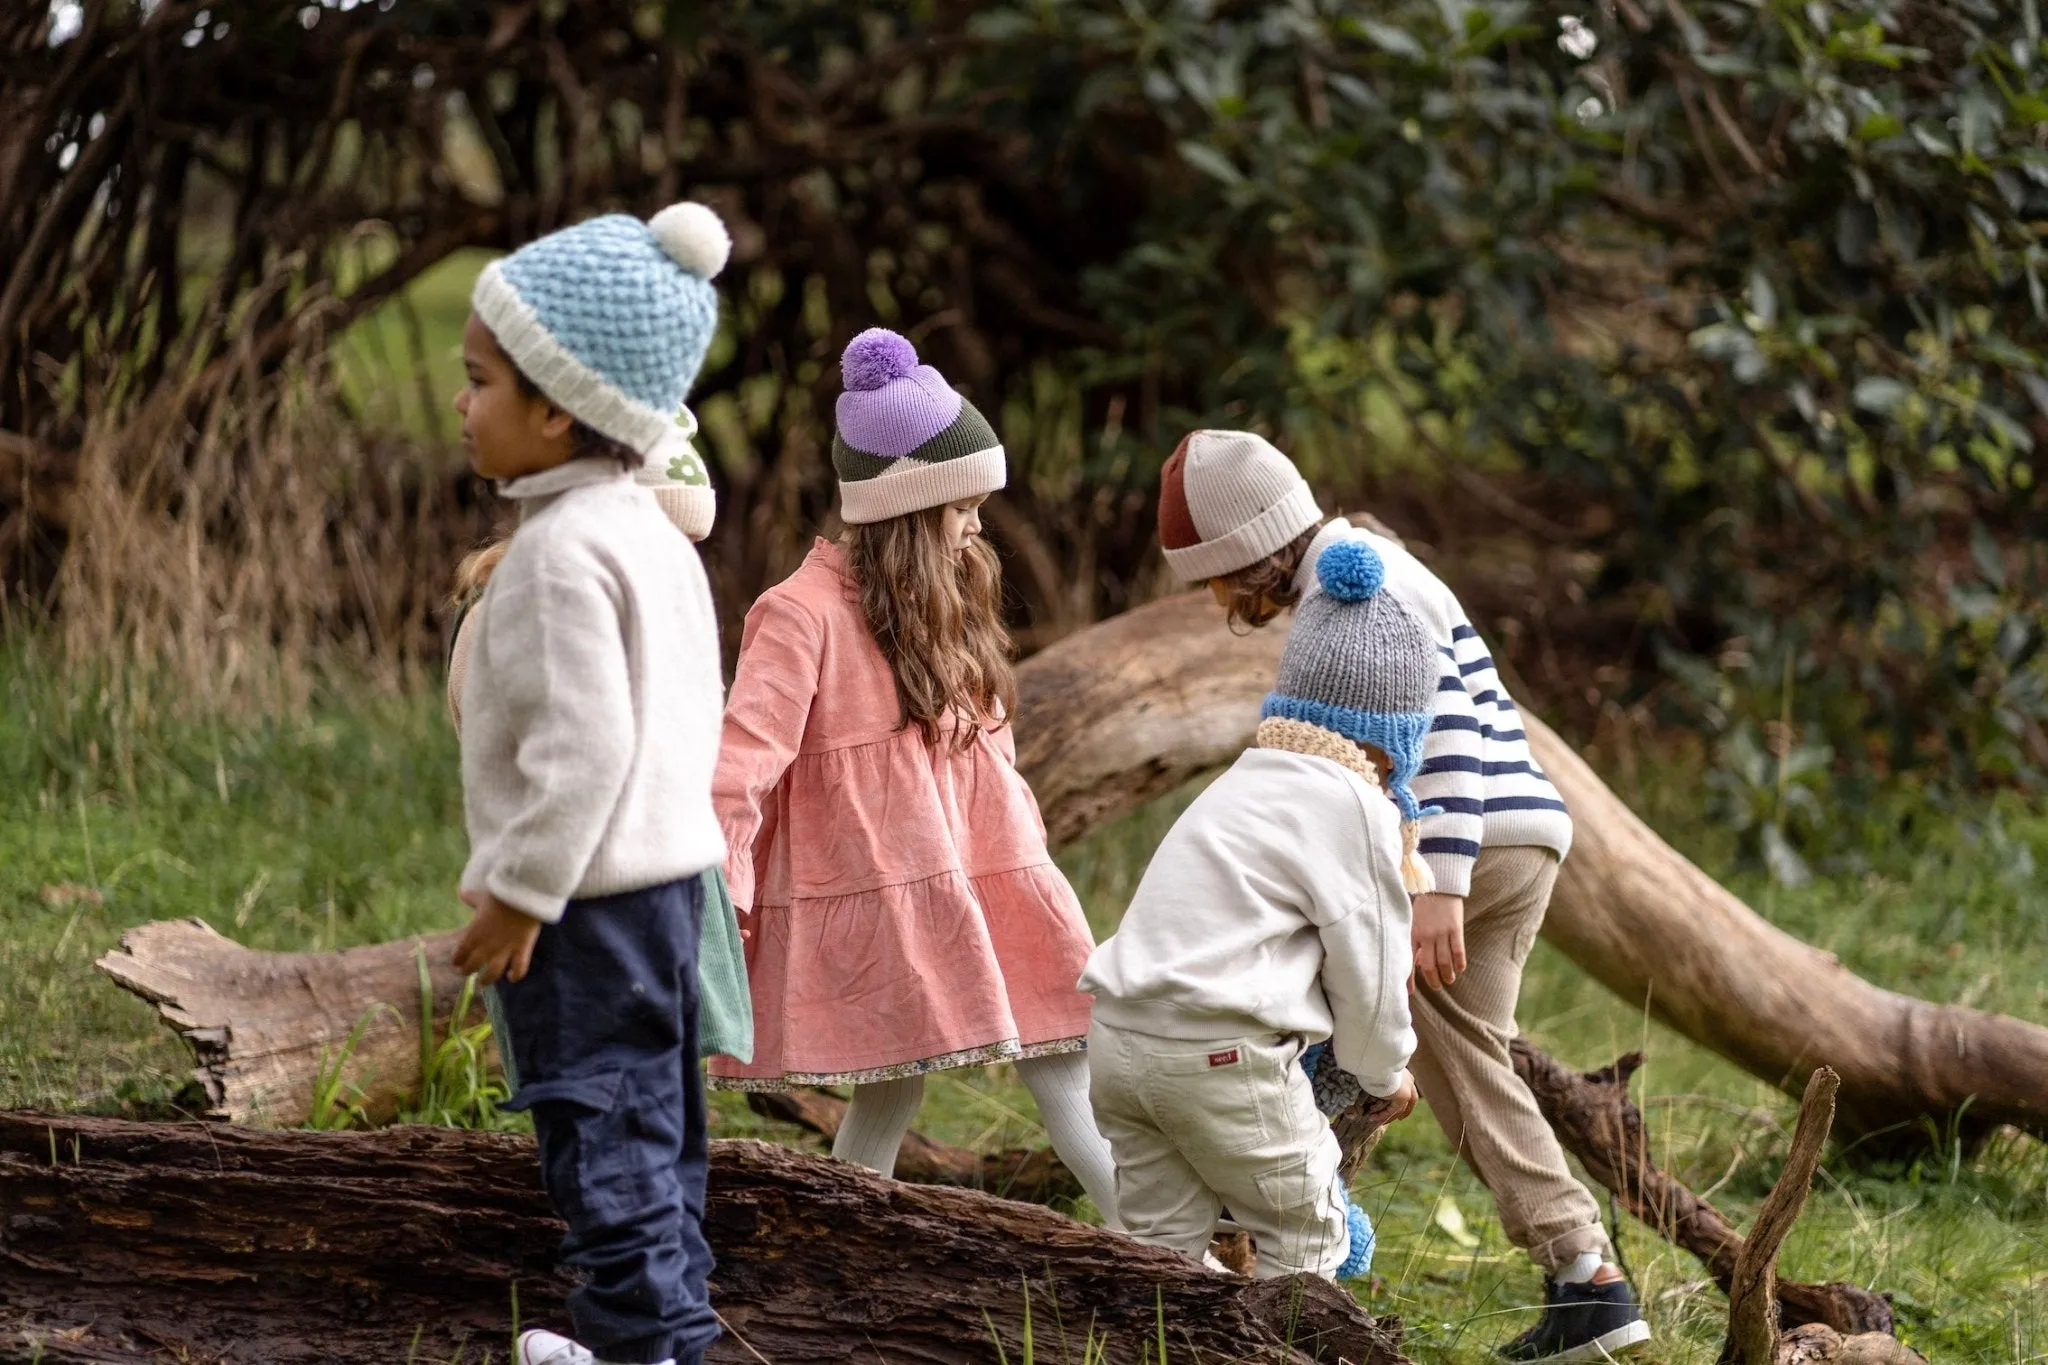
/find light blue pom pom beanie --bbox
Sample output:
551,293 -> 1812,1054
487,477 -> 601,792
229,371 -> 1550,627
471,202 -> 730,459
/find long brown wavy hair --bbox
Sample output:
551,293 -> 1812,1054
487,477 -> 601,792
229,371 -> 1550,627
842,506 -> 1015,748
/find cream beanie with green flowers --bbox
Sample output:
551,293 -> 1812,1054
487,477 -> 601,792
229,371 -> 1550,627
634,415 -> 716,542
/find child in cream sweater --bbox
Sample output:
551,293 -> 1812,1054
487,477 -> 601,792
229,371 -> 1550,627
1080,540 -> 1431,1280
447,202 -> 731,1365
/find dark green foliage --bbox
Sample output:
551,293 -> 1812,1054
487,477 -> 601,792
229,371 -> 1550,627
960,0 -> 2048,808
4,0 -> 2042,823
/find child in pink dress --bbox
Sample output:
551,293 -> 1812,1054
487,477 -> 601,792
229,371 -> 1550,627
707,328 -> 1118,1226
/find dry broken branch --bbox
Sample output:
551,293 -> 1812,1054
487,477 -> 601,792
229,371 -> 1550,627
1727,1068 -> 1843,1364
1717,1067 -> 1926,1365
1509,1042 -> 1891,1335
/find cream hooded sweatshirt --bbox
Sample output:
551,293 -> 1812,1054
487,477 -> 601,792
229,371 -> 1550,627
1078,747 -> 1416,1098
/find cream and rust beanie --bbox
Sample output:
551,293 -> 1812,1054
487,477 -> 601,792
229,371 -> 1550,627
1156,429 -> 1323,583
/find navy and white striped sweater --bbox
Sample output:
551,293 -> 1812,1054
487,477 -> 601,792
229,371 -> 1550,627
1292,519 -> 1572,897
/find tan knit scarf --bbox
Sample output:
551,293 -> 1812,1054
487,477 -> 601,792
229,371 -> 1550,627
1253,716 -> 1435,894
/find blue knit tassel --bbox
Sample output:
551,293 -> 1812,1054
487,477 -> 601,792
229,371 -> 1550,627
1337,1191 -> 1376,1280
1300,1041 -> 1362,1117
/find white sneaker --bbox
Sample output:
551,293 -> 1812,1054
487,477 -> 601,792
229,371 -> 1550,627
516,1330 -> 593,1365
517,1331 -> 675,1365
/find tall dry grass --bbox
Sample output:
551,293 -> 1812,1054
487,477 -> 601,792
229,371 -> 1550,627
30,313 -> 494,722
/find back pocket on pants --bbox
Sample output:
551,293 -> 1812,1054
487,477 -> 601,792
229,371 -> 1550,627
1148,1042 -> 1272,1157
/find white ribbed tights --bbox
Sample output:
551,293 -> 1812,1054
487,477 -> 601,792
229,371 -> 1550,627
830,1052 -> 1121,1228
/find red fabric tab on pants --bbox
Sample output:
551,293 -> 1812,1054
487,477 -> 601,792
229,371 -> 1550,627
1207,1048 -> 1240,1067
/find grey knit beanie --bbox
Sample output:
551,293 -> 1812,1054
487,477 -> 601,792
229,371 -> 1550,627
1261,540 -> 1439,820
1157,429 -> 1324,582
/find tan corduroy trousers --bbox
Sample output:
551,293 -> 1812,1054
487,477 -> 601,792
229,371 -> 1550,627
1408,845 -> 1610,1272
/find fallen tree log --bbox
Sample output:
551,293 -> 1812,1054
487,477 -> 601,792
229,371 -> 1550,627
1509,1041 -> 1892,1335
1013,567 -> 2048,1150
0,1112 -> 1408,1365
99,528 -> 2048,1144
96,918 -> 483,1126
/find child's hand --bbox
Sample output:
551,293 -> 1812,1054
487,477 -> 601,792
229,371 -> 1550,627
452,888 -> 543,985
1365,1071 -> 1419,1124
1412,892 -> 1467,990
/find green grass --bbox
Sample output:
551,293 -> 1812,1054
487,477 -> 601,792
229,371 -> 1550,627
0,647 -> 471,1114
2,648 -> 2044,1362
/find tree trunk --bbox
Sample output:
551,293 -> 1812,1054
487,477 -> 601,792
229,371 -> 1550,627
0,1112 -> 1408,1365
1520,718 -> 2048,1148
100,550 -> 2048,1145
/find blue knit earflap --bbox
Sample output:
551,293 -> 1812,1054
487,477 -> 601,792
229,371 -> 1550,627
1338,1191 -> 1376,1280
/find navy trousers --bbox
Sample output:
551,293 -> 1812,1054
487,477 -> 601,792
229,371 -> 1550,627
498,877 -> 718,1365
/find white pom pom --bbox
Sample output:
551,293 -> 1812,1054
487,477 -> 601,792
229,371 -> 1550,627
648,202 -> 730,279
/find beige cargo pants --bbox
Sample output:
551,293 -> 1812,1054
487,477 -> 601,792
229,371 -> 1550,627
1410,845 -> 1610,1271
1088,1021 -> 1352,1278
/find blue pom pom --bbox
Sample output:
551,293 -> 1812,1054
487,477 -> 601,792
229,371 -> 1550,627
1316,540 -> 1385,603
1337,1194 -> 1376,1280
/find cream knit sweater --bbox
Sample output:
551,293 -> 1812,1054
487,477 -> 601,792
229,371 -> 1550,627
457,460 -> 725,924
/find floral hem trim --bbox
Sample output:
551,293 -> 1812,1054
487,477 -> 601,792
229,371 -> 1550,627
708,1034 -> 1086,1093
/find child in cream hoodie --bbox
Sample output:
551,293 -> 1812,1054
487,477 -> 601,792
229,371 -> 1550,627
1080,539 -> 1432,1280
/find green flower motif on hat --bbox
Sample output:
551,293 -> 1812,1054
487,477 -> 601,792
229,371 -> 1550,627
665,446 -> 709,486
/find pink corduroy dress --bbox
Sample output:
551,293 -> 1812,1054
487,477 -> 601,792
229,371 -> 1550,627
706,539 -> 1096,1091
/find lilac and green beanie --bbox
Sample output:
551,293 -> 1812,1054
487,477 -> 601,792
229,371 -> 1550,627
471,201 -> 730,459
831,328 -> 1005,524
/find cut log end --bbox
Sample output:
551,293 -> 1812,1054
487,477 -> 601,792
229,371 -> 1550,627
95,919 -> 475,1126
1775,1325 -> 1929,1365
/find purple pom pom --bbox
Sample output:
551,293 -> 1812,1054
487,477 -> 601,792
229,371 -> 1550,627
841,328 -> 918,392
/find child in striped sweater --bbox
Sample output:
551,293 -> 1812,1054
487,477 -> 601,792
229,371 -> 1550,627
1152,430 -> 1648,1364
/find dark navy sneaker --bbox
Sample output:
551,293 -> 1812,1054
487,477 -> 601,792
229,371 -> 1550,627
1498,1277 -> 1651,1362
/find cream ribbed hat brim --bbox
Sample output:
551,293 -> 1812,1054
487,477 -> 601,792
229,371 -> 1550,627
1162,482 -> 1322,581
